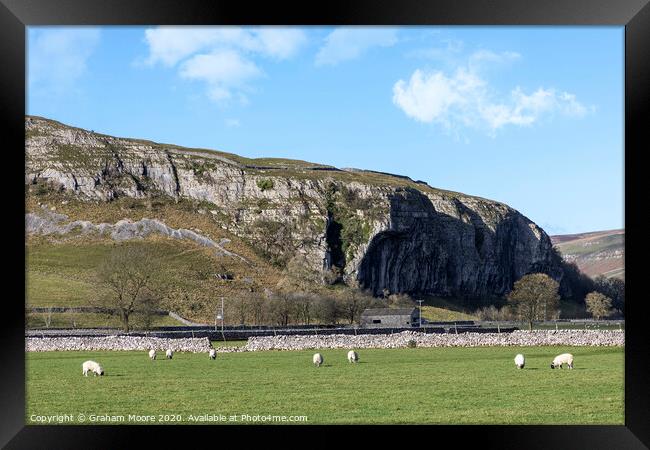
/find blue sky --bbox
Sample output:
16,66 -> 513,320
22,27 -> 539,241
26,26 -> 624,235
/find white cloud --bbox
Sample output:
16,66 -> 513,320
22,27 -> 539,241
144,27 -> 306,66
392,50 -> 591,135
144,27 -> 225,67
392,69 -> 468,125
143,26 -> 307,103
406,38 -> 464,60
180,50 -> 262,102
28,28 -> 101,95
225,118 -> 241,127
254,28 -> 307,59
315,28 -> 398,66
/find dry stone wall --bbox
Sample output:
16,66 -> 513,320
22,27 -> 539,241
244,330 -> 624,351
26,330 -> 623,353
26,336 -> 213,353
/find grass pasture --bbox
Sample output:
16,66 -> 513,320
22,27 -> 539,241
26,346 -> 623,425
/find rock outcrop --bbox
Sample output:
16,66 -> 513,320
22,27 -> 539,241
25,115 -> 567,298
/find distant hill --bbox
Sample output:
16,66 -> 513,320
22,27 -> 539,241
551,229 -> 624,280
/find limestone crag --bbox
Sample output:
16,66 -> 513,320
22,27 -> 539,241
26,206 -> 247,261
26,116 -> 566,298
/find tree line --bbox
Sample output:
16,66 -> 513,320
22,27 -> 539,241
93,243 -> 625,332
476,272 -> 624,329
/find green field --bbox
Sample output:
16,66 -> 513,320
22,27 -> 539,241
420,305 -> 477,322
26,346 -> 623,425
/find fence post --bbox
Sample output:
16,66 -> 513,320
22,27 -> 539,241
497,323 -> 500,333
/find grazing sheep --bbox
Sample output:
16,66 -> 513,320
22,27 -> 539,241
149,349 -> 156,360
209,349 -> 217,360
347,350 -> 359,363
166,349 -> 173,359
551,353 -> 574,369
514,354 -> 525,369
313,353 -> 323,367
82,360 -> 104,377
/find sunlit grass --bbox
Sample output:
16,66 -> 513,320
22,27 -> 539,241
26,346 -> 623,425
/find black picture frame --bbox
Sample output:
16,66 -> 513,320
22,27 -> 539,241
1,0 -> 647,448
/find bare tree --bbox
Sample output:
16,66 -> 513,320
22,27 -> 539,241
507,273 -> 560,330
585,291 -> 613,320
292,293 -> 315,325
94,243 -> 163,332
314,296 -> 339,325
248,294 -> 266,326
337,290 -> 372,325
266,293 -> 295,327
226,296 -> 249,326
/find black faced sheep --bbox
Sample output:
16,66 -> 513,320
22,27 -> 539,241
551,353 -> 574,369
82,360 -> 104,376
514,354 -> 525,369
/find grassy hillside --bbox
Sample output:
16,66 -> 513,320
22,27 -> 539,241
551,230 -> 624,279
27,346 -> 623,424
26,187 -> 292,326
27,190 -> 390,326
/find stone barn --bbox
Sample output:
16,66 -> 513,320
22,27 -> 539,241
360,308 -> 420,328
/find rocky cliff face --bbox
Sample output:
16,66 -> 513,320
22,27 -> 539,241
25,116 -> 566,298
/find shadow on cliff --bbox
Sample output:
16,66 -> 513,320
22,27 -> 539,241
356,187 -> 565,302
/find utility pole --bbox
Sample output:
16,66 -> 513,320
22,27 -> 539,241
215,297 -> 224,334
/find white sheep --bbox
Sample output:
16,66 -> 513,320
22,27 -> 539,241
551,353 -> 574,369
82,360 -> 104,377
514,354 -> 525,369
149,349 -> 156,360
209,349 -> 217,360
313,353 -> 323,367
166,349 -> 173,359
347,350 -> 359,363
